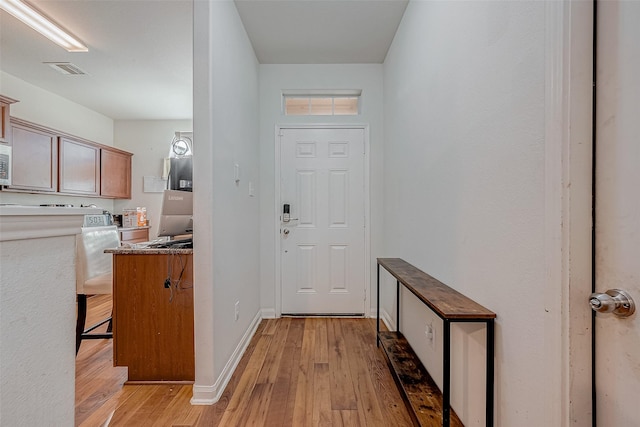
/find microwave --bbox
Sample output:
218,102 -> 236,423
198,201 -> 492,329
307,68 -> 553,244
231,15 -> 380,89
0,144 -> 10,186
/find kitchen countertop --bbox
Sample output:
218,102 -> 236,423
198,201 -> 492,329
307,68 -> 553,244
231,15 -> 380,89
105,247 -> 193,255
117,225 -> 151,231
0,205 -> 102,216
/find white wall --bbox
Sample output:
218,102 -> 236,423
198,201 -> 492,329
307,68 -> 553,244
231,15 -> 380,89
0,72 -> 116,210
259,64 -> 383,316
383,1 -> 547,425
113,120 -> 192,238
191,0 -> 261,404
1,72 -> 113,145
0,235 -> 77,426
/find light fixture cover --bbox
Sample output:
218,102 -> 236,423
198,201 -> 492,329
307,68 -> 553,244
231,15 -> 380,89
0,0 -> 88,52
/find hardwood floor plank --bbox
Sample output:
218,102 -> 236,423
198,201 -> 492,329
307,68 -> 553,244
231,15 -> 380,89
342,319 -> 387,426
156,385 -> 203,426
331,409 -> 363,427
234,319 -> 292,426
327,318 -> 358,410
312,362 -> 332,427
75,295 -> 128,427
76,340 -> 127,424
105,385 -> 159,426
261,318 -> 279,336
239,382 -> 275,427
264,317 -> 304,427
256,317 -> 291,385
360,319 -> 415,427
195,319 -> 269,426
216,331 -> 273,426
292,319 -> 316,427
314,318 -> 329,364
77,386 -> 136,427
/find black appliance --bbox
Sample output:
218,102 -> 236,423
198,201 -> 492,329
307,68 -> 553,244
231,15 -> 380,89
169,157 -> 193,191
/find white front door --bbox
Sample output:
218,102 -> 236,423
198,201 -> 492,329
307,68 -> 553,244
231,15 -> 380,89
279,127 -> 366,315
595,1 -> 640,424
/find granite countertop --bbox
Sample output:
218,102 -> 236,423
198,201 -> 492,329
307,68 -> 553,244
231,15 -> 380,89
105,247 -> 193,255
117,225 -> 151,231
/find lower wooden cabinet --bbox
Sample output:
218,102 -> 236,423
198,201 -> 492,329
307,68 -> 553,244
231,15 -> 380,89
119,227 -> 149,244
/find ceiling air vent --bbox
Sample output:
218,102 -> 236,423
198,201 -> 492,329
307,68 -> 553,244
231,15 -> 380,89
44,62 -> 87,75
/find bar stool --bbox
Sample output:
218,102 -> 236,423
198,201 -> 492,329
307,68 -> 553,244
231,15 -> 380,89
75,225 -> 120,354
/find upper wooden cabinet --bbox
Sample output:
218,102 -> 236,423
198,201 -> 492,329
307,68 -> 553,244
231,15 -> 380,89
3,117 -> 132,198
0,95 -> 18,144
59,137 -> 100,196
9,119 -> 58,192
101,148 -> 132,199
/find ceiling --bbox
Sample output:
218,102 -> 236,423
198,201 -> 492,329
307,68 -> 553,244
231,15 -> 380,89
0,0 -> 407,121
235,0 -> 408,64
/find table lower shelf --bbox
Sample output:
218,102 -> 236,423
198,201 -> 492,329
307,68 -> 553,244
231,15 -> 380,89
378,331 -> 463,427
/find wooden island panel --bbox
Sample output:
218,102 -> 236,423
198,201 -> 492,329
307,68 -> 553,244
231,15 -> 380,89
112,252 -> 194,383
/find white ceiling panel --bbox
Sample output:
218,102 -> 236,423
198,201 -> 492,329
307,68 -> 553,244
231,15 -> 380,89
1,0 -> 407,121
1,0 -> 193,120
235,0 -> 408,64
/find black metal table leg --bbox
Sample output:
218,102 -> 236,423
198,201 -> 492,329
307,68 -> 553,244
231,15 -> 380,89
376,263 -> 380,347
486,319 -> 495,427
443,319 -> 451,427
396,280 -> 400,332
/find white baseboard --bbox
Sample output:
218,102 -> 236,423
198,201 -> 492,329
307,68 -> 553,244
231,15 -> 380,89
378,307 -> 394,331
261,307 -> 276,319
368,307 -> 394,331
190,310 -> 262,405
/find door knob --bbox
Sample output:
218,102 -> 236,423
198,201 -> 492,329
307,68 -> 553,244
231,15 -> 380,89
589,289 -> 635,318
283,229 -> 290,235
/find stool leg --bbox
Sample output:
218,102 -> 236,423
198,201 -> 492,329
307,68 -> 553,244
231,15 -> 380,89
76,294 -> 88,355
106,310 -> 113,333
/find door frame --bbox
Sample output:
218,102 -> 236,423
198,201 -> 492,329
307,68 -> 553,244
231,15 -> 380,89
544,1 -> 594,425
274,124 -> 371,318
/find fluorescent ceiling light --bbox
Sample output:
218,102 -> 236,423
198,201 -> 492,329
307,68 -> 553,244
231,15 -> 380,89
0,0 -> 88,52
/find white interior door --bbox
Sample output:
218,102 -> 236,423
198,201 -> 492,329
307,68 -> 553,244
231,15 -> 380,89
594,1 -> 640,424
280,127 -> 365,315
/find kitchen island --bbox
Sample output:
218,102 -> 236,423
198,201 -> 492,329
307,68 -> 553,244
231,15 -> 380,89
105,246 -> 194,383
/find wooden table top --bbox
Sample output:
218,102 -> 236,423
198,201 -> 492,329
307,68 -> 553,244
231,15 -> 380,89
378,258 -> 496,320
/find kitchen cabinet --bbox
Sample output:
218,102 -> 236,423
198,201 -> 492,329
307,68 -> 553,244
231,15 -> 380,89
0,95 -> 18,143
9,118 -> 58,192
119,226 -> 149,244
101,148 -> 132,199
59,137 -> 100,195
2,117 -> 133,198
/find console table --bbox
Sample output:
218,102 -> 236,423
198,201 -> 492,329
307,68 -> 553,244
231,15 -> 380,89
376,258 -> 496,427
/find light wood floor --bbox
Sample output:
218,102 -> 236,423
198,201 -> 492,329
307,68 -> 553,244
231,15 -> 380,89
76,295 -> 413,426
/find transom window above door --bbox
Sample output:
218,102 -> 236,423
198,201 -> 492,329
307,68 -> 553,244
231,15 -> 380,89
282,89 -> 361,116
